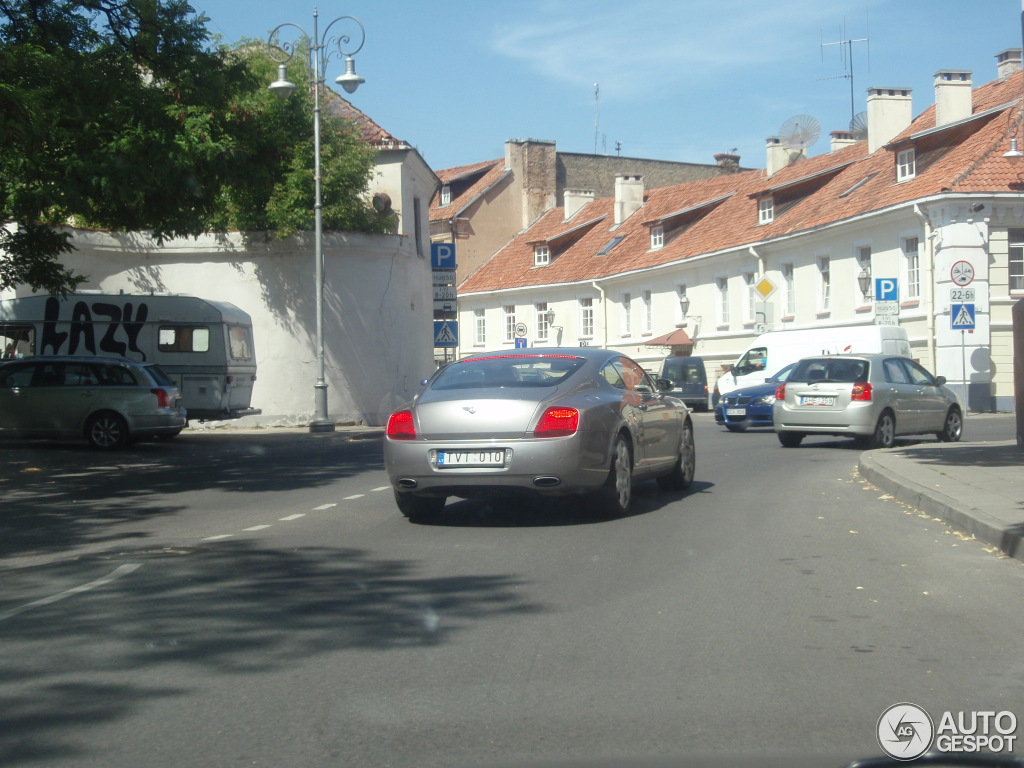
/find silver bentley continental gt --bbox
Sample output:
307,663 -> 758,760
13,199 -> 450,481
384,348 -> 696,519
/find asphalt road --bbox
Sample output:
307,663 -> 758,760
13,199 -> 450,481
0,415 -> 1021,768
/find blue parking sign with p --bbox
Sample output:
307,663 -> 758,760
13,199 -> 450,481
876,278 -> 898,302
431,243 -> 456,270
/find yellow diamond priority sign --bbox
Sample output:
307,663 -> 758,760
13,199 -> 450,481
754,277 -> 777,301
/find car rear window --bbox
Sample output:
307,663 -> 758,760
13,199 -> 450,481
143,364 -> 174,386
432,354 -> 586,390
790,358 -> 869,383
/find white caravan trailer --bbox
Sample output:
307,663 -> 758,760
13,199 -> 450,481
715,325 -> 911,399
0,293 -> 260,421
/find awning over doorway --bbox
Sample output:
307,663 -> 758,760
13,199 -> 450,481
644,328 -> 693,347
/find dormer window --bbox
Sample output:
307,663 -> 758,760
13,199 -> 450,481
440,184 -> 451,206
651,226 -> 664,250
758,197 -> 774,225
896,149 -> 916,182
534,245 -> 550,266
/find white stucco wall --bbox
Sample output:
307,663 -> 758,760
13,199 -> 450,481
35,228 -> 435,426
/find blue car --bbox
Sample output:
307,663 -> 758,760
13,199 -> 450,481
714,362 -> 796,432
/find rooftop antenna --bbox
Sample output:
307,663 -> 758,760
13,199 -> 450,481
821,16 -> 870,124
593,83 -> 600,154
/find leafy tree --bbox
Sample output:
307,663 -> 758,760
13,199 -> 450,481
0,0 -> 389,295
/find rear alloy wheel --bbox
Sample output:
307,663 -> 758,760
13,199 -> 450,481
86,412 -> 129,449
777,431 -> 804,448
394,490 -> 446,520
657,420 -> 695,491
592,435 -> 633,516
871,411 -> 896,449
937,407 -> 963,443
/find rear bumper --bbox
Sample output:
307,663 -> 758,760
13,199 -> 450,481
773,402 -> 877,435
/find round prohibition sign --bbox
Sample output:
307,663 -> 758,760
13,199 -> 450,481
514,322 -> 528,338
950,260 -> 975,286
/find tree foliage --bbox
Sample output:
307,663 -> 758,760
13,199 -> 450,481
0,0 -> 389,295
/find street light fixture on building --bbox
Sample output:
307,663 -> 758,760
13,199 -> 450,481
267,10 -> 366,433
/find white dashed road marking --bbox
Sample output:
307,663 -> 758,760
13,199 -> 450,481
313,503 -> 337,511
201,534 -> 233,541
243,525 -> 272,531
0,563 -> 141,622
343,494 -> 364,500
279,514 -> 305,521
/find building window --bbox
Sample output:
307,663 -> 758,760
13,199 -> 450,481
440,184 -> 451,206
903,236 -> 920,299
782,263 -> 795,316
651,226 -> 664,250
758,197 -> 774,225
535,302 -> 550,340
717,277 -> 730,325
474,309 -> 486,345
896,149 -> 916,182
503,305 -> 516,343
744,272 -> 756,322
579,297 -> 594,338
642,290 -> 652,334
1010,229 -> 1024,292
621,292 -> 631,336
818,256 -> 831,311
413,197 -> 423,256
534,245 -> 550,266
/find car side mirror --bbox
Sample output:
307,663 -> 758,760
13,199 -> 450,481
935,375 -> 946,386
655,377 -> 673,392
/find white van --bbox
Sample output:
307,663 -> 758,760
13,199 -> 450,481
715,325 -> 911,399
0,293 -> 260,421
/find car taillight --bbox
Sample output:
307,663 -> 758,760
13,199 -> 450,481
534,407 -> 579,437
387,410 -> 416,440
851,381 -> 873,401
151,388 -> 170,408
775,383 -> 786,400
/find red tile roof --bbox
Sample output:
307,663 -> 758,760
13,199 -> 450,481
460,71 -> 1024,296
430,159 -> 508,221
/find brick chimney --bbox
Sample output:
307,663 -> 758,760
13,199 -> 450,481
997,48 -> 1023,79
564,188 -> 594,219
867,87 -> 912,154
714,152 -> 741,174
614,174 -> 644,225
934,70 -> 972,127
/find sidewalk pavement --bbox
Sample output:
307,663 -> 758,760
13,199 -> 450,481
859,439 -> 1024,563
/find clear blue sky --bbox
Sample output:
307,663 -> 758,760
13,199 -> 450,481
194,0 -> 1023,173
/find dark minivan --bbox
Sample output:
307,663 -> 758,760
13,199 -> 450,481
658,355 -> 708,411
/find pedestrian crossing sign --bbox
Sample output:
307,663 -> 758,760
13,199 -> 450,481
951,303 -> 975,330
434,320 -> 458,347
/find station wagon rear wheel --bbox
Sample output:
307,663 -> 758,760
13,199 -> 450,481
871,411 -> 896,449
86,412 -> 129,450
937,407 -> 963,443
592,435 -> 633,516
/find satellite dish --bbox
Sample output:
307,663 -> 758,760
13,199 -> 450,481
849,111 -> 868,140
778,114 -> 821,151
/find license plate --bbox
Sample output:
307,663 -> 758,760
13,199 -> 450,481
801,395 -> 835,406
437,449 -> 506,467
726,408 -> 746,416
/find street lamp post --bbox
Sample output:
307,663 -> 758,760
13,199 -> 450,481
267,9 -> 366,433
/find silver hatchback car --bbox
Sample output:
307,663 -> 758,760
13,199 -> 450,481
0,356 -> 187,448
773,354 -> 963,449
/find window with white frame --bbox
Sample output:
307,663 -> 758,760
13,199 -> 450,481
651,226 -> 664,250
579,297 -> 594,338
901,236 -> 920,299
474,309 -> 486,345
503,305 -> 516,342
716,277 -> 730,325
744,272 -> 756,322
856,245 -> 872,303
1010,229 -> 1024,292
621,292 -> 632,336
641,290 -> 652,333
782,263 -> 795,316
440,184 -> 451,206
897,149 -> 916,182
758,197 -> 774,224
534,245 -> 550,267
535,302 -> 550,340
818,256 -> 831,311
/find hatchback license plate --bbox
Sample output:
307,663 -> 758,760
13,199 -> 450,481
801,395 -> 835,406
438,449 -> 506,467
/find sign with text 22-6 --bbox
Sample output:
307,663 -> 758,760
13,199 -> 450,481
431,243 -> 456,270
